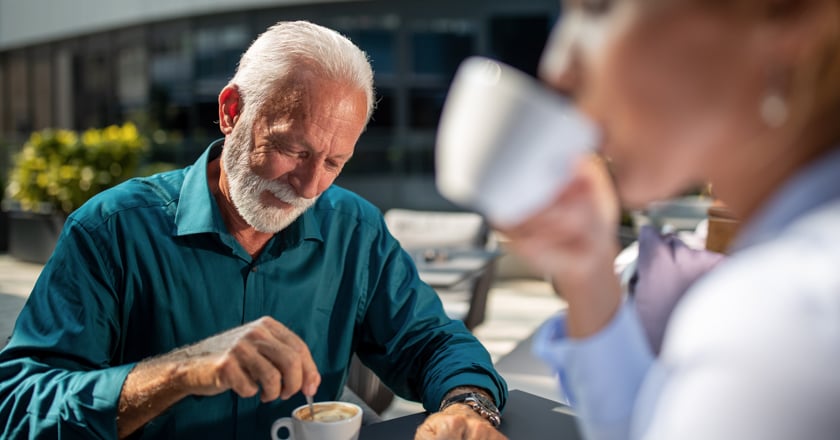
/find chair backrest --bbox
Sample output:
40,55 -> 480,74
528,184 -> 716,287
384,208 -> 495,331
383,209 -> 489,250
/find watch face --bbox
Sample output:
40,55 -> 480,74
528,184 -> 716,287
471,393 -> 495,409
468,393 -> 502,427
441,392 -> 501,428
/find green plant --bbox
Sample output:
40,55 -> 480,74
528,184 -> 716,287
6,123 -> 148,215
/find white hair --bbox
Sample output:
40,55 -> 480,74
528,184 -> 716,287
229,20 -> 375,123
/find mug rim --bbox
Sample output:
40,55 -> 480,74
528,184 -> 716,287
291,401 -> 362,425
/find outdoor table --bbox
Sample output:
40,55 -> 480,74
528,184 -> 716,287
411,248 -> 500,289
359,389 -> 581,439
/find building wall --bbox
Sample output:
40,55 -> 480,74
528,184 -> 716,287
0,0 -> 357,50
0,0 -> 560,211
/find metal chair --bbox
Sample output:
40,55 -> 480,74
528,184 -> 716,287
383,209 -> 496,329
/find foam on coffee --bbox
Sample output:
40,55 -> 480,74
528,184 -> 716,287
294,402 -> 358,423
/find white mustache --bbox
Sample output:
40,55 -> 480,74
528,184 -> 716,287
257,179 -> 314,209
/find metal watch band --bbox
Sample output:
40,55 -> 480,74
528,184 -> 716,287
439,392 -> 502,428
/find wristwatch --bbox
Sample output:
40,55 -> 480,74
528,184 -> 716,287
439,392 -> 502,428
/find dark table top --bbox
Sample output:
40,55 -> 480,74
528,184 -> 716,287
359,389 -> 581,439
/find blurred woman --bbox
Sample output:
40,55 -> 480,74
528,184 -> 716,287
502,0 -> 840,438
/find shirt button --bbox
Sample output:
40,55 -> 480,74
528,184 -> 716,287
251,266 -> 258,273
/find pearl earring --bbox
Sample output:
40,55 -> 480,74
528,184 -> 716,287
760,91 -> 789,128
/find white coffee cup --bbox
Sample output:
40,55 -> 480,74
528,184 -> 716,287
435,56 -> 600,226
271,401 -> 362,440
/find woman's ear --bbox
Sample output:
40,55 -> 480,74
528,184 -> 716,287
219,85 -> 241,135
755,0 -> 838,122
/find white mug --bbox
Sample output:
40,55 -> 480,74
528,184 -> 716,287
271,401 -> 362,440
435,56 -> 600,226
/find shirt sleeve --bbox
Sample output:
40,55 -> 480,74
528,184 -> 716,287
355,234 -> 508,412
0,217 -> 133,439
533,302 -> 654,440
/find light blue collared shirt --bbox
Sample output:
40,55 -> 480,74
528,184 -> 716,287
535,147 -> 840,439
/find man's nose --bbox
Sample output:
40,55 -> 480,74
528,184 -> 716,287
289,160 -> 323,200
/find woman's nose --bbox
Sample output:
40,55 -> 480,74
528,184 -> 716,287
539,14 -> 584,96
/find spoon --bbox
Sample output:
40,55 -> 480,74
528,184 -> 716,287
306,395 -> 315,419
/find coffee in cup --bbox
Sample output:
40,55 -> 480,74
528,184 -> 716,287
294,402 -> 358,423
271,401 -> 362,440
435,56 -> 600,226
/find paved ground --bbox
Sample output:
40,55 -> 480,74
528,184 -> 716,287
0,253 -> 565,418
0,255 -> 45,346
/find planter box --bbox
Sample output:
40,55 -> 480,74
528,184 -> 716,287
6,207 -> 65,264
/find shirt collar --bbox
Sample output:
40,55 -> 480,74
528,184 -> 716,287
733,146 -> 840,251
174,139 -> 323,248
174,139 -> 226,236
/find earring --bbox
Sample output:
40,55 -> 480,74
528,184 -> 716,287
760,90 -> 789,128
760,68 -> 789,129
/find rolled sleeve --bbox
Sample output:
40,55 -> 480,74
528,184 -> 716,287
533,302 -> 653,440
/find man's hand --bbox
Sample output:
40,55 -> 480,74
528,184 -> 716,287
415,404 -> 507,440
174,316 -> 320,400
415,387 -> 506,440
117,316 -> 320,438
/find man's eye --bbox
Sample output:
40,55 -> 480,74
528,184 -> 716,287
282,148 -> 308,159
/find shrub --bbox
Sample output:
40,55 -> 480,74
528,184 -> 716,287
6,123 -> 148,215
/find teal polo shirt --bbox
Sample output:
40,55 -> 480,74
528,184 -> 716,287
0,141 -> 507,439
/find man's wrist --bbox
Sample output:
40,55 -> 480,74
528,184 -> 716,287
439,387 -> 501,428
441,386 -> 496,404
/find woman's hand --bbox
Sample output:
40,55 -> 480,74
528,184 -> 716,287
497,156 -> 623,338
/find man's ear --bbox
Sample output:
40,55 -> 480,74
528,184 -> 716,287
219,85 -> 241,135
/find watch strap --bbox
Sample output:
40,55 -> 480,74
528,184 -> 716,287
439,392 -> 502,428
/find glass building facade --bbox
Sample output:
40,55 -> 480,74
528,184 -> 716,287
0,0 -> 560,210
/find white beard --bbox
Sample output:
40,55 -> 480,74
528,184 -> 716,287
222,121 -> 318,234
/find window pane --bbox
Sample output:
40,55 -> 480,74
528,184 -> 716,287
410,19 -> 474,79
194,25 -> 249,81
8,52 -> 30,133
0,60 -> 6,134
150,24 -> 192,89
411,32 -> 472,78
343,131 -> 394,175
117,45 -> 148,109
32,49 -> 53,130
404,147 -> 435,174
409,88 -> 447,129
368,88 -> 394,129
345,29 -> 395,75
489,15 -> 552,77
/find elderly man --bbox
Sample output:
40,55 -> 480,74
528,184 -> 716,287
0,21 -> 506,439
